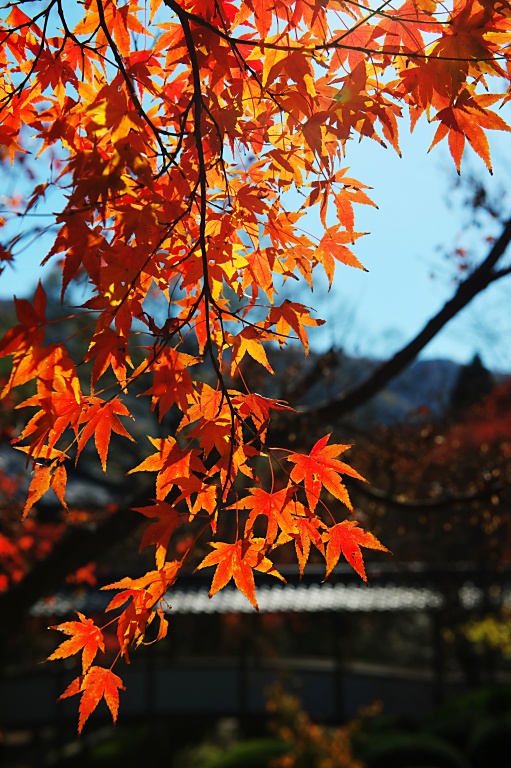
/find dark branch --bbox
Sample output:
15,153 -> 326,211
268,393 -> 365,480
348,477 -> 507,512
291,217 -> 511,425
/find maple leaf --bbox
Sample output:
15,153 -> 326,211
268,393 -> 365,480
267,300 -> 325,354
274,500 -> 326,577
245,249 -> 275,301
314,227 -> 367,286
196,539 -> 285,610
293,514 -> 326,577
48,613 -> 105,675
287,435 -> 366,514
229,327 -> 275,376
430,91 -> 511,173
239,486 -> 296,545
14,345 -> 82,463
21,462 -> 69,518
178,384 -> 236,459
59,666 -> 125,734
236,393 -> 293,444
0,282 -> 48,396
135,501 -> 181,569
249,0 -> 272,38
102,562 -> 179,657
22,466 -> 52,520
324,521 -> 390,582
189,483 -> 218,526
138,347 -> 198,420
85,328 -> 133,387
128,436 -> 206,500
76,397 -> 135,472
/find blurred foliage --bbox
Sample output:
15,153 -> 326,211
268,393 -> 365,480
461,610 -> 511,659
266,683 -> 367,768
353,684 -> 511,768
184,739 -> 290,768
356,732 -> 469,768
175,684 -> 367,768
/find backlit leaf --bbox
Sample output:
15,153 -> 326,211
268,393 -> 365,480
324,521 -> 390,582
287,435 -> 366,513
48,613 -> 104,675
59,666 -> 125,734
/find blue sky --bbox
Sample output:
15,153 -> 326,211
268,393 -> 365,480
284,122 -> 511,370
1,113 -> 511,371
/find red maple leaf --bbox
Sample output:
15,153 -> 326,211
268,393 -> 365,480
135,500 -> 181,568
59,666 -> 125,734
240,486 -> 296,545
196,538 -> 285,609
77,397 -> 135,472
48,613 -> 104,674
287,435 -> 366,513
324,521 -> 390,582
274,500 -> 326,577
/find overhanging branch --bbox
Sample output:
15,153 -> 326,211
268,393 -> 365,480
292,217 -> 511,424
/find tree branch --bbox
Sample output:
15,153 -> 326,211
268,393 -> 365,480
348,477 -> 507,512
289,218 -> 511,425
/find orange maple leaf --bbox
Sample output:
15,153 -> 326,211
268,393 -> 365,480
135,501 -> 181,569
324,521 -> 390,582
315,227 -> 367,286
196,538 -> 285,609
129,436 -> 206,500
48,613 -> 104,674
102,562 -> 179,658
85,327 -> 133,387
430,91 -> 511,173
138,347 -> 198,421
235,392 -> 292,444
274,500 -> 326,577
267,300 -> 325,354
287,435 -> 366,513
246,249 -> 274,300
22,462 -> 69,518
240,486 -> 296,545
77,397 -> 135,472
229,326 -> 275,375
246,0 -> 272,37
59,666 -> 125,734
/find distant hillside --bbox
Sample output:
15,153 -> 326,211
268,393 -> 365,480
379,358 -> 461,422
278,350 -> 507,425
0,294 -> 505,426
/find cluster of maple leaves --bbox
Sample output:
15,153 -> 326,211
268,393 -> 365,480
1,0 -> 511,732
